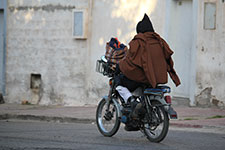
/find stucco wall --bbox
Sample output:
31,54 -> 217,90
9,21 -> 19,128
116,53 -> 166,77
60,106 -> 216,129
6,0 -> 224,107
6,0 -> 90,105
86,0 -> 167,102
196,0 -> 225,107
6,0 -> 167,106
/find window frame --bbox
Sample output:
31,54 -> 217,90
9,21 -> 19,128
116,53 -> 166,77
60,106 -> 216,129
203,2 -> 216,30
72,9 -> 88,39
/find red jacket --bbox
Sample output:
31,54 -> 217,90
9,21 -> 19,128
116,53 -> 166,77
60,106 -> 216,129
119,32 -> 181,88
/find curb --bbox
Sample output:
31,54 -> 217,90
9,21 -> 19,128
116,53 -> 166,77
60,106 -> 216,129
0,114 -> 96,124
170,123 -> 203,128
1,114 -> 206,129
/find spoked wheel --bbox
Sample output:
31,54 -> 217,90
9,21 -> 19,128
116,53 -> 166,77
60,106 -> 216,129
96,98 -> 120,137
143,101 -> 169,143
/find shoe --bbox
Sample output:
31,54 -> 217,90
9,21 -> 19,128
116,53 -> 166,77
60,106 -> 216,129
132,103 -> 142,119
127,96 -> 138,109
127,96 -> 141,119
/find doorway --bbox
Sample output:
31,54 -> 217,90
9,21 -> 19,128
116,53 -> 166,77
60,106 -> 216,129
166,0 -> 193,99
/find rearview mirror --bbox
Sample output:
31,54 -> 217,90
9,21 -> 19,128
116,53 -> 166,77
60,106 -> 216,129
101,55 -> 107,63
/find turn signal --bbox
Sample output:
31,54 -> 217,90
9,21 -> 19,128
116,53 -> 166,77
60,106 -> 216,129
165,95 -> 172,104
109,79 -> 113,86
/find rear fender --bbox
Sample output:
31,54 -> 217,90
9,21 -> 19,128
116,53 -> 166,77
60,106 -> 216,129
149,95 -> 167,106
149,95 -> 177,119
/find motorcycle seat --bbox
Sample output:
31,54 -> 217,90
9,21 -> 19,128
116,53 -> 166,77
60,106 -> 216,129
144,85 -> 171,95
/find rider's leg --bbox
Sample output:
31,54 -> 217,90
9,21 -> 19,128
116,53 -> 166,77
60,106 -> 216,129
115,75 -> 141,131
115,74 -> 142,115
115,74 -> 133,103
115,86 -> 132,103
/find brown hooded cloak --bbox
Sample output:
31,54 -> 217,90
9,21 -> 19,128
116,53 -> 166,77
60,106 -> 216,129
119,32 -> 181,88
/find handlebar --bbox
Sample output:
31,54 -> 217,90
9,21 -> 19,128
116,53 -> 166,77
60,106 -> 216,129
96,59 -> 115,77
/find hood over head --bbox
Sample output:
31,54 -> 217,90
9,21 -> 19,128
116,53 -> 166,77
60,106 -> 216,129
136,13 -> 154,33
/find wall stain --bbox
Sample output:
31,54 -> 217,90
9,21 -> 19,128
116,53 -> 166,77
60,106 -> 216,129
8,4 -> 76,12
201,46 -> 204,52
196,87 -> 224,108
196,87 -> 212,107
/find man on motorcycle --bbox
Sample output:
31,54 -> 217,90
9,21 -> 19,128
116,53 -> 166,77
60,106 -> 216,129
115,14 -> 181,131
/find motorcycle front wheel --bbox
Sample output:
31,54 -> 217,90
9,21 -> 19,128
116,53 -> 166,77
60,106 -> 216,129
96,98 -> 120,137
143,100 -> 169,143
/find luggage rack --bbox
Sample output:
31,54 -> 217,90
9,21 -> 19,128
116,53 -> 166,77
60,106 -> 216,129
96,60 -> 114,77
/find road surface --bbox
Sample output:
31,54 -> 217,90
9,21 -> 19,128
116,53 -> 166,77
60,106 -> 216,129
0,120 -> 224,150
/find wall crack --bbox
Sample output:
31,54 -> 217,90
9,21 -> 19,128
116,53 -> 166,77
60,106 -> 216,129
8,4 -> 76,12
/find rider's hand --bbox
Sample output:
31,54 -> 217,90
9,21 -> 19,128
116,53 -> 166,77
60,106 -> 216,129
111,64 -> 116,71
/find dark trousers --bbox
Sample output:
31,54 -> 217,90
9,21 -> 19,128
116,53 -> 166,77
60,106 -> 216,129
114,74 -> 143,92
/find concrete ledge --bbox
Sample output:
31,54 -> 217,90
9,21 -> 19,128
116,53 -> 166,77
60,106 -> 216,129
0,113 -> 204,129
170,122 -> 203,128
0,113 -> 216,130
0,114 -> 95,124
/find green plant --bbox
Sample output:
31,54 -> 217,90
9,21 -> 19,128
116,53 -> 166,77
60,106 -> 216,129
206,115 -> 225,119
183,117 -> 198,121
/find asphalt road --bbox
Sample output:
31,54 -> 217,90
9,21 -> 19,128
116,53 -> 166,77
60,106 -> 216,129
0,120 -> 224,150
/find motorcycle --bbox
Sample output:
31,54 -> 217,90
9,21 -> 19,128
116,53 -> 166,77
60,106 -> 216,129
95,56 -> 178,143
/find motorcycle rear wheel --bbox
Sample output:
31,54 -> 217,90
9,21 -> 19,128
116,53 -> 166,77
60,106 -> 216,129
143,101 -> 169,143
96,98 -> 121,137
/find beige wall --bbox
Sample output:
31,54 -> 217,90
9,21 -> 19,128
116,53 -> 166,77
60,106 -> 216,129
6,0 -> 167,105
87,0 -> 167,103
5,0 -> 225,107
195,0 -> 225,107
6,0 -> 90,105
